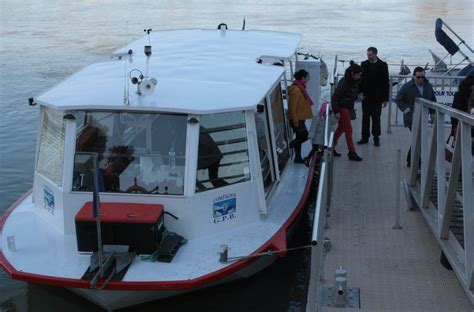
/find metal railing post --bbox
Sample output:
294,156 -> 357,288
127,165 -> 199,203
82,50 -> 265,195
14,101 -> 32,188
387,77 -> 393,134
393,149 -> 402,229
460,121 -> 473,291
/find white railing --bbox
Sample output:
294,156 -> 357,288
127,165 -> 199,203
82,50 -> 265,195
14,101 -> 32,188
332,68 -> 465,135
408,98 -> 473,304
306,130 -> 334,312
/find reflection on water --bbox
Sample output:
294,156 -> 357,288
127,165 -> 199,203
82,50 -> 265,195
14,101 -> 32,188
0,0 -> 472,310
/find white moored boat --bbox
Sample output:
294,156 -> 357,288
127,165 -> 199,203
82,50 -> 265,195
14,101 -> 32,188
0,27 -> 325,310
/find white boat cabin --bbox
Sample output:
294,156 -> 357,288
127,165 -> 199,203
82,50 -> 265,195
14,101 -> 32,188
30,29 -> 320,243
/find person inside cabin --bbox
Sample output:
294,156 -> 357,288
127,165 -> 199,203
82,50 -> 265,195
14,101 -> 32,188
358,47 -> 389,146
331,61 -> 363,161
450,74 -> 474,154
288,69 -> 313,164
75,115 -> 139,192
395,67 -> 437,167
197,127 -> 227,189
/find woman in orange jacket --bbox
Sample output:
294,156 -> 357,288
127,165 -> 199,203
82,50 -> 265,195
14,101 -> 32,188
288,69 -> 313,164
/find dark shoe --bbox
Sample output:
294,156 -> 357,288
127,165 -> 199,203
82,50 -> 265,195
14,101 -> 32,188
333,150 -> 341,157
348,151 -> 362,161
357,138 -> 369,145
374,137 -> 380,146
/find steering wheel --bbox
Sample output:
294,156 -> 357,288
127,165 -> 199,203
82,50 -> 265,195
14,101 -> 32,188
125,185 -> 148,194
125,177 -> 148,194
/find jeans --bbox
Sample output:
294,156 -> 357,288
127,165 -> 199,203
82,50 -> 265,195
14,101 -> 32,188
334,108 -> 356,152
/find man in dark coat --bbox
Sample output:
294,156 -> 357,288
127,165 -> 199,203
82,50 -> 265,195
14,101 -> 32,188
395,67 -> 437,166
358,47 -> 389,146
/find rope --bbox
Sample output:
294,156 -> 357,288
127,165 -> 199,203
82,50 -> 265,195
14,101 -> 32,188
223,243 -> 316,263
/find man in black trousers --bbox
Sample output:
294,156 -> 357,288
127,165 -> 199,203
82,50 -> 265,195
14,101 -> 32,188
358,47 -> 389,146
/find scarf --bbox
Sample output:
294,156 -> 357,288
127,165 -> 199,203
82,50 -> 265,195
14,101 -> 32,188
293,79 -> 314,106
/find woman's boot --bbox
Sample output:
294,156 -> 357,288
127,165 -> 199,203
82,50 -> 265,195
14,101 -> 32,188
294,145 -> 305,164
348,151 -> 362,161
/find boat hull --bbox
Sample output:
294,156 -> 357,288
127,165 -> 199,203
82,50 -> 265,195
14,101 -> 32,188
68,253 -> 278,311
1,155 -> 317,311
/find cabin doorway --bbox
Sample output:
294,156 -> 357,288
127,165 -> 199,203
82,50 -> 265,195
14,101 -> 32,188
255,83 -> 290,197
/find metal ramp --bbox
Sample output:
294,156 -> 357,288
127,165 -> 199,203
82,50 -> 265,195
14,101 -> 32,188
304,99 -> 473,311
407,98 -> 474,305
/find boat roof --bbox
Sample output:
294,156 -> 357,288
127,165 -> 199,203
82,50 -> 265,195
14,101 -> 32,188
36,29 -> 302,114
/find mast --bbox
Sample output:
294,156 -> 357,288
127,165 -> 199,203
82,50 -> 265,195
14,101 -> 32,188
92,153 -> 105,279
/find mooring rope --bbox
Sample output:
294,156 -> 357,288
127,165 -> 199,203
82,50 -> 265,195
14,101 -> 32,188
222,242 -> 316,263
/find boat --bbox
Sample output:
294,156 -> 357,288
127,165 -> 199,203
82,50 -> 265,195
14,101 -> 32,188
0,26 -> 327,310
398,18 -> 473,78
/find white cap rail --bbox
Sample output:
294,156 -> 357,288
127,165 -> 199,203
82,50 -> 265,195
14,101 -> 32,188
306,130 -> 334,312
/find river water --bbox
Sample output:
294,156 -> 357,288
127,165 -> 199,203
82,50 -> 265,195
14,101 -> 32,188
0,0 -> 472,311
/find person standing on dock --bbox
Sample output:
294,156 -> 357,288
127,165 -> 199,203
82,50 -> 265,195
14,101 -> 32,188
450,75 -> 474,154
358,47 -> 389,146
395,67 -> 437,167
288,69 -> 314,164
332,61 -> 363,161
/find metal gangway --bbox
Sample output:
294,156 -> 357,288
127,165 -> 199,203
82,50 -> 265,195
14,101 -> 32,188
407,98 -> 474,304
303,72 -> 473,310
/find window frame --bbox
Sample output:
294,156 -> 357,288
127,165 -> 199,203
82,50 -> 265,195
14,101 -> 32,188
265,78 -> 290,181
71,110 -> 188,196
195,111 -> 251,193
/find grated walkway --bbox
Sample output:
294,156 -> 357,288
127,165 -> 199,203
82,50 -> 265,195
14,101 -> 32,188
319,107 -> 473,312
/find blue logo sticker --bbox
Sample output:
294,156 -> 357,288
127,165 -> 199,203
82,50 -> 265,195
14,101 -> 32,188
43,187 -> 55,214
213,193 -> 237,223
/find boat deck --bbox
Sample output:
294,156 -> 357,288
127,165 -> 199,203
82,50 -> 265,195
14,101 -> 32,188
319,107 -> 473,311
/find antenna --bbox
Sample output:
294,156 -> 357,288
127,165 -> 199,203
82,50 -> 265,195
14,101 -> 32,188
123,21 -> 129,105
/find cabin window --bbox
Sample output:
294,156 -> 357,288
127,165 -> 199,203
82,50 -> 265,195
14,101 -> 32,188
37,107 -> 66,186
72,112 -> 187,195
269,84 -> 290,173
196,111 -> 250,192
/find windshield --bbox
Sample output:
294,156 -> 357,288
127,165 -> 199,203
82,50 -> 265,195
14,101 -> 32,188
72,111 -> 187,195
37,107 -> 66,186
